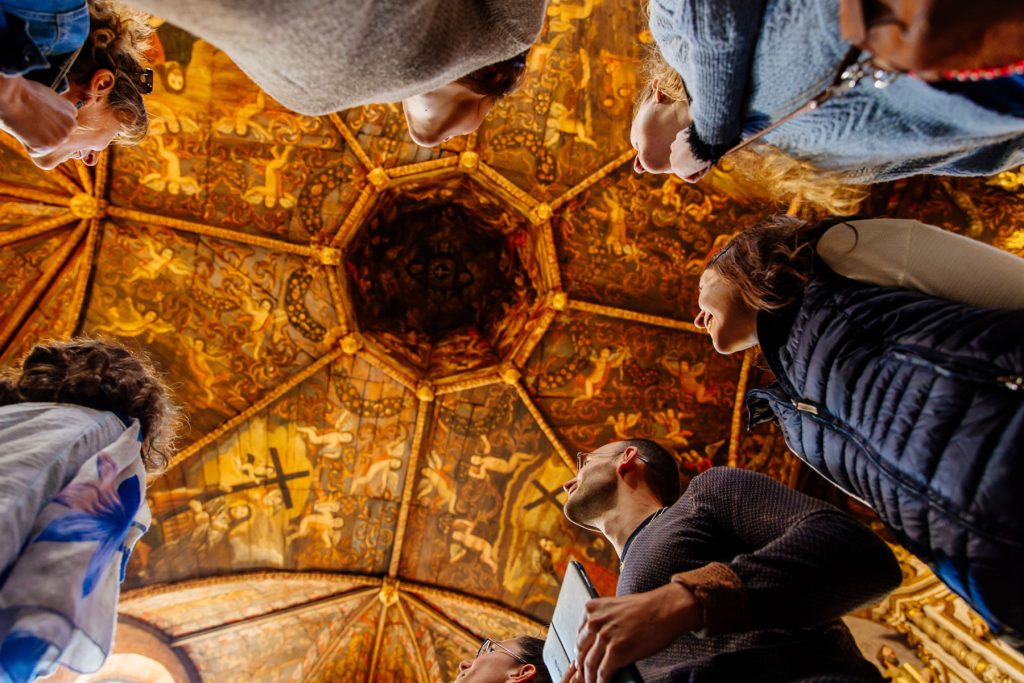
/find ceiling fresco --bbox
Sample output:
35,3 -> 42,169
2,1 -> 1024,681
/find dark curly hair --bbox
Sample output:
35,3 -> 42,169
0,338 -> 181,473
708,215 -> 852,312
514,636 -> 553,683
456,50 -> 530,98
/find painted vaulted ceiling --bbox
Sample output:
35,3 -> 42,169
2,1 -> 1024,681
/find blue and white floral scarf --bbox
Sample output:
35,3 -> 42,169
0,419 -> 150,683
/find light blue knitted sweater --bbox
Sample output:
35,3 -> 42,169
649,0 -> 1024,182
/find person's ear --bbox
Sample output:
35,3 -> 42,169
617,446 -> 640,476
86,69 -> 116,103
509,664 -> 536,682
651,79 -> 668,105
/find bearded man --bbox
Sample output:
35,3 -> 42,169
558,439 -> 901,683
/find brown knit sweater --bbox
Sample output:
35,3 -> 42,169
618,467 -> 901,682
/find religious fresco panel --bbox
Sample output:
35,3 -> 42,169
477,0 -> 646,198
85,218 -> 337,434
371,601 -> 428,683
0,228 -> 73,325
523,311 -> 739,476
180,590 -> 373,683
408,590 -> 542,643
400,383 -> 618,622
302,598 -> 379,683
108,36 -> 215,224
0,143 -> 71,193
0,238 -> 87,365
342,101 -> 462,169
120,575 -> 369,637
402,597 -> 480,680
555,167 -> 761,320
0,199 -> 66,234
129,356 -> 415,586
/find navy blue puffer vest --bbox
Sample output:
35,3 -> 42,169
746,259 -> 1024,643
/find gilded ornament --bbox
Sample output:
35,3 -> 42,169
530,202 -> 553,224
415,383 -> 435,402
549,291 -> 568,311
340,334 -> 362,355
459,151 -> 479,171
317,246 -> 342,266
378,581 -> 400,607
69,193 -> 101,219
368,167 -> 390,188
500,366 -> 521,385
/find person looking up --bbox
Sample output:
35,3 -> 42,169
559,439 -> 900,682
454,636 -> 552,683
695,216 -> 1024,648
0,0 -> 152,169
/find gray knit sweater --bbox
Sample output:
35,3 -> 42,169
619,467 -> 901,682
649,0 -> 1024,181
128,0 -> 546,115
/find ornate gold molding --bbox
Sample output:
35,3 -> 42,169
871,552 -> 1024,682
727,349 -> 754,467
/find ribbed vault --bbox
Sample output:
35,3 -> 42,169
2,2 -> 1024,681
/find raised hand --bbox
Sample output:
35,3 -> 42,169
669,128 -> 713,183
574,581 -> 703,683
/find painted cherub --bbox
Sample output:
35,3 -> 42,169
92,299 -> 175,342
451,520 -> 499,574
468,434 -> 537,479
140,135 -> 201,196
572,346 -> 627,404
287,500 -> 346,548
605,411 -> 641,440
417,449 -> 457,514
661,358 -> 715,404
653,408 -> 695,446
243,144 -> 297,209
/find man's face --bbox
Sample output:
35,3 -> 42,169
562,441 -> 623,529
402,82 -> 494,147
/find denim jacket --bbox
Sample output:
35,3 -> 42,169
0,0 -> 89,92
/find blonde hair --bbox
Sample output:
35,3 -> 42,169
68,0 -> 153,145
639,47 -> 865,216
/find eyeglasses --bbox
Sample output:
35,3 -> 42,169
475,638 -> 528,665
575,449 -> 649,472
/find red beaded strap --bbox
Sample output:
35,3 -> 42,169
939,60 -> 1024,82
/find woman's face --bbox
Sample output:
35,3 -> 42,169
453,639 -> 533,683
695,267 -> 759,354
630,83 -> 691,174
403,82 -> 494,147
34,70 -> 120,170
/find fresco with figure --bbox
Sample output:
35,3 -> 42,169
1,0 -> 1024,678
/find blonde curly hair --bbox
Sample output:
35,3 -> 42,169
67,0 -> 153,145
639,47 -> 866,216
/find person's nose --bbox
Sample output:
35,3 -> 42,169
633,155 -> 646,174
694,310 -> 707,329
459,659 -> 472,671
563,476 -> 577,493
82,151 -> 99,166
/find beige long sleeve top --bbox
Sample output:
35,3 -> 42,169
817,219 -> 1024,310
